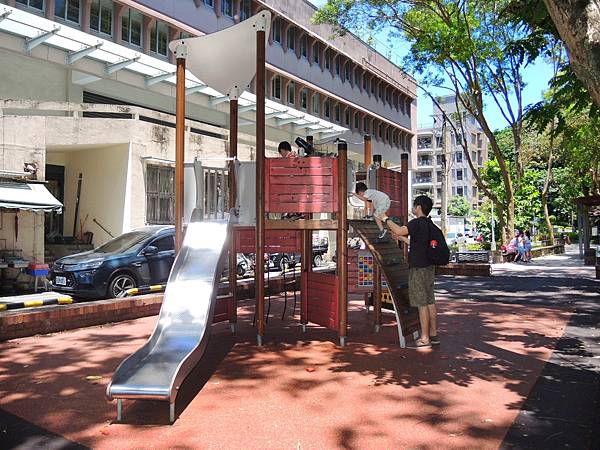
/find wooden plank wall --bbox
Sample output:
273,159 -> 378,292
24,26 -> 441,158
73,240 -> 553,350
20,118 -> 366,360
377,167 -> 404,220
235,227 -> 301,253
265,157 -> 338,213
305,272 -> 338,331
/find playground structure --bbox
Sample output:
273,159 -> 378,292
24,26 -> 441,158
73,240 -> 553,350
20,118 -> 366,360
107,11 -> 417,423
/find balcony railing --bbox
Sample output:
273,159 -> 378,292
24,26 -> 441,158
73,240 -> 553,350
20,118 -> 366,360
413,177 -> 433,185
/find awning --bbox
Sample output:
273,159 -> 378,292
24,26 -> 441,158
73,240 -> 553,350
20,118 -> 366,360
0,181 -> 62,213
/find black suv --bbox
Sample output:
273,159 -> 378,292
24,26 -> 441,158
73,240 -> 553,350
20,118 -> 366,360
50,226 -> 175,299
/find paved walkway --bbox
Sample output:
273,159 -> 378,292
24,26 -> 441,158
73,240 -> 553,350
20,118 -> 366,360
0,250 -> 597,449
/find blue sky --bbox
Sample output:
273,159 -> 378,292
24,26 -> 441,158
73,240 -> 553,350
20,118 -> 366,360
307,0 -> 553,131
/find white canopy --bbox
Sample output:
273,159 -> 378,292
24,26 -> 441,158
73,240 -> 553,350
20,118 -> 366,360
0,181 -> 62,213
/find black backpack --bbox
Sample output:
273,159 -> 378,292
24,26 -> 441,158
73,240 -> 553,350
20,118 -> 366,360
426,218 -> 450,266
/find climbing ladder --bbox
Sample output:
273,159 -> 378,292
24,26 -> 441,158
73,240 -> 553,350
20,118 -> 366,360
349,219 -> 420,347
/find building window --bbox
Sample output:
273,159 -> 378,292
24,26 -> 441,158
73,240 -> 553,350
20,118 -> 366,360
455,151 -> 463,163
90,0 -> 112,35
354,113 -> 359,130
150,21 -> 168,56
240,0 -> 251,20
221,0 -> 233,17
386,128 -> 390,142
16,0 -> 44,11
300,35 -> 308,58
344,64 -> 350,83
204,0 -> 214,6
363,74 -> 367,91
363,116 -> 368,133
324,49 -> 331,70
324,99 -> 330,118
300,88 -> 308,110
457,186 -> 464,196
312,93 -> 320,115
121,8 -> 143,47
345,109 -> 350,127
378,123 -> 383,138
146,165 -> 175,225
55,0 -> 80,24
287,27 -> 296,51
371,80 -> 376,95
272,18 -> 281,43
287,81 -> 295,106
456,169 -> 463,181
335,57 -> 340,76
271,76 -> 281,100
334,103 -> 340,122
313,42 -> 320,64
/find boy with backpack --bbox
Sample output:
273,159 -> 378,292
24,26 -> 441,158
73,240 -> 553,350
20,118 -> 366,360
353,182 -> 391,239
385,195 -> 449,348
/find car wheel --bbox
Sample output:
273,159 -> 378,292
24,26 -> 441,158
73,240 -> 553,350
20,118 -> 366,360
313,254 -> 323,267
108,273 -> 136,298
279,257 -> 289,272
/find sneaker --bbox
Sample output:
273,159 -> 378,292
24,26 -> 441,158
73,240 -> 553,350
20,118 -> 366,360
430,336 -> 441,346
378,229 -> 388,239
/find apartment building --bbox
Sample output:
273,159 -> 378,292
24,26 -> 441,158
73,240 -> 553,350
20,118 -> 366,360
413,95 -> 488,211
0,0 -> 417,262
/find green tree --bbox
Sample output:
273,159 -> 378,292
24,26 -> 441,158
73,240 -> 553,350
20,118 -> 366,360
448,195 -> 471,217
314,0 -> 553,243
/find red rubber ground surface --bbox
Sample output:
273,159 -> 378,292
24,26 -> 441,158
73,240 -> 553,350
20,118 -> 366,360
0,297 -> 570,449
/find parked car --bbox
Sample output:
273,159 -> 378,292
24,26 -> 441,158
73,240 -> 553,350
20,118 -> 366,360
223,253 -> 254,278
50,226 -> 175,299
266,239 -> 329,271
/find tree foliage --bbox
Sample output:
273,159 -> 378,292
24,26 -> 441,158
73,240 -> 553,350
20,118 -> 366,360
448,195 -> 471,217
314,0 -> 555,242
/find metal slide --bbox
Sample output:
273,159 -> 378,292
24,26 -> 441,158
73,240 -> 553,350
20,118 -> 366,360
106,218 -> 231,423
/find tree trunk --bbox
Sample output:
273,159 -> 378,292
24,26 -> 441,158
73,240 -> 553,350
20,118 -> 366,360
543,0 -> 600,109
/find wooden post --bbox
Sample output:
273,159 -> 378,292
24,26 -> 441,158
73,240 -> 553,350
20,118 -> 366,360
373,159 -> 382,332
363,134 -> 372,167
301,229 -> 311,330
255,26 -> 266,346
337,140 -> 348,346
374,263 -> 382,332
228,98 -> 238,332
175,56 -> 186,252
401,153 -> 409,260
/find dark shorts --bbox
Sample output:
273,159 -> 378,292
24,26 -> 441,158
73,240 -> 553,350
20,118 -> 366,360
408,266 -> 436,307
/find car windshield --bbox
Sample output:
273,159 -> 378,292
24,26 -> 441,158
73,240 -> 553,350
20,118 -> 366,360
94,232 -> 149,254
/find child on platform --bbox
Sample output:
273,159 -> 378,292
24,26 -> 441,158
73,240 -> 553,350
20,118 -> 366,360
354,182 -> 391,239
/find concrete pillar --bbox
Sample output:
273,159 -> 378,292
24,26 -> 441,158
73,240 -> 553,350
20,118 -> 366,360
45,0 -> 55,20
281,22 -> 291,54
168,27 -> 179,64
233,0 -> 241,23
114,3 -> 125,43
80,0 -> 92,33
143,16 -> 154,54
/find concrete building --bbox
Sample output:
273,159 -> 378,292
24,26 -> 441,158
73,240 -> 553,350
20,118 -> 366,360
0,0 -> 417,263
413,95 -> 488,211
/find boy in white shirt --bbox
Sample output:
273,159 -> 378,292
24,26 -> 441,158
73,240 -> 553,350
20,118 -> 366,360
354,182 -> 391,239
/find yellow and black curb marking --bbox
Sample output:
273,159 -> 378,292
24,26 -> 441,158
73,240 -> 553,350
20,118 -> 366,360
125,284 -> 166,297
0,296 -> 73,311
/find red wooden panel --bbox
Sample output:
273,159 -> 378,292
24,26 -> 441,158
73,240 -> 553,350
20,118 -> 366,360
266,157 -> 338,214
213,295 -> 231,323
306,272 -> 338,331
234,228 -> 301,253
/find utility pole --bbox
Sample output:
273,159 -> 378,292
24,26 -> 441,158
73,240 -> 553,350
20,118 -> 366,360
440,118 -> 451,237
